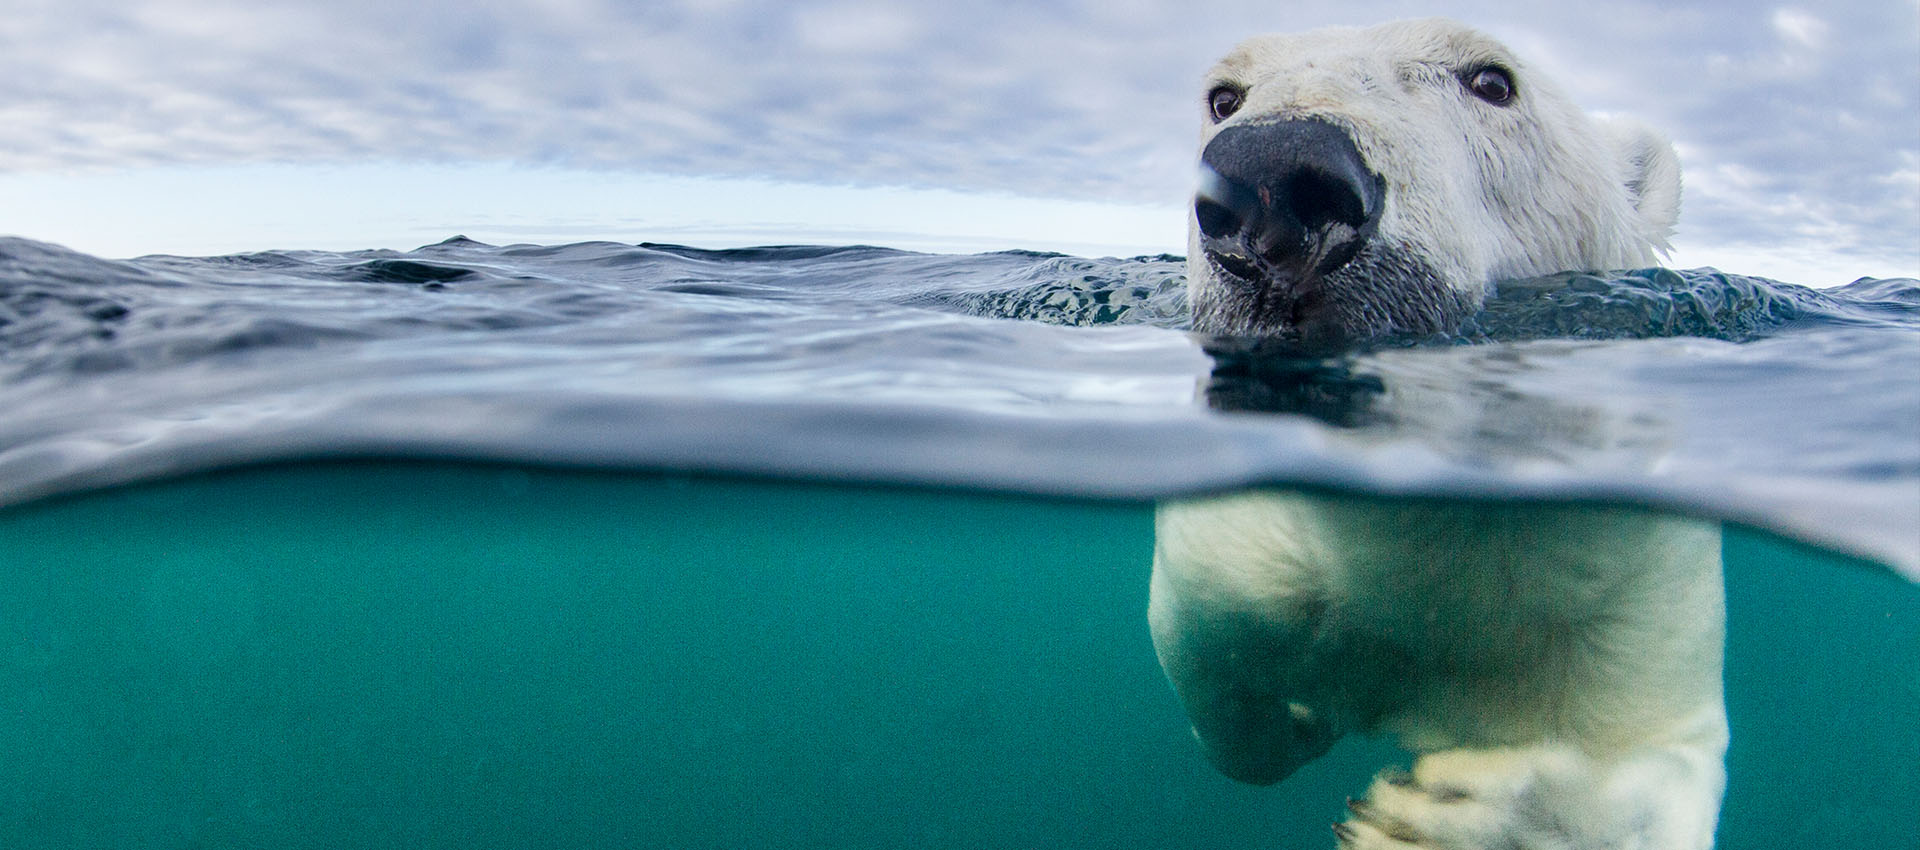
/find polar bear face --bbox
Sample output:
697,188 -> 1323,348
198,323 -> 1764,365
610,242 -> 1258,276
1187,18 -> 1681,342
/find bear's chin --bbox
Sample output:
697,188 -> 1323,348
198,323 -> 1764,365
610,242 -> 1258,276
1189,243 -> 1477,349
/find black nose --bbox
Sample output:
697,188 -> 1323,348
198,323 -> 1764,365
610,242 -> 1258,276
1195,119 -> 1384,282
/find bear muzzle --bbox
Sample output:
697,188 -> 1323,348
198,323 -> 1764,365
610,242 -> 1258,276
1151,601 -> 1346,785
1187,691 -> 1339,786
1195,119 -> 1385,300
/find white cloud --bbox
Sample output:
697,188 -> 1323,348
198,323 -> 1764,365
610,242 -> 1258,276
1881,150 -> 1920,195
1770,8 -> 1830,50
0,0 -> 1914,279
791,3 -> 927,53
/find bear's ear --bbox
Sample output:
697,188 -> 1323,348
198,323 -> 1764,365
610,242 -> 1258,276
1602,119 -> 1682,255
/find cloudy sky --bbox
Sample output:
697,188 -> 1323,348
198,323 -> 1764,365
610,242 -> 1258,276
1,0 -> 1914,283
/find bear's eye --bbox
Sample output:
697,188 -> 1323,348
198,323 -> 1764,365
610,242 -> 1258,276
1464,67 -> 1515,105
1207,86 -> 1245,122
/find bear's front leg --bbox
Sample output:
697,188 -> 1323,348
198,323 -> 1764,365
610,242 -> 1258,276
1334,731 -> 1725,850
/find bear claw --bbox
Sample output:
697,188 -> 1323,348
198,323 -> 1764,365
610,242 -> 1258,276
1344,794 -> 1421,843
1331,821 -> 1357,845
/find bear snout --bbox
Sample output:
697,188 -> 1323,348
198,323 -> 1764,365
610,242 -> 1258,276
1151,600 -> 1346,786
1195,119 -> 1385,291
1188,692 -> 1339,786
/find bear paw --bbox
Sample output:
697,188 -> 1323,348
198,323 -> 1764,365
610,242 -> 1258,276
1331,746 -> 1684,850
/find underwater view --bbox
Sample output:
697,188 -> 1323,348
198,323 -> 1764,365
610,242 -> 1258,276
2,236 -> 1917,848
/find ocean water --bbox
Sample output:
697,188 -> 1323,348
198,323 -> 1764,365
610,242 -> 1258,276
2,236 -> 1917,847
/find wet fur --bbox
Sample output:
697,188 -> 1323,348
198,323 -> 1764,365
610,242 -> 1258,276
1185,18 -> 1681,341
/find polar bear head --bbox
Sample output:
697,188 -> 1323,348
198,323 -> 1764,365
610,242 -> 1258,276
1187,18 -> 1681,343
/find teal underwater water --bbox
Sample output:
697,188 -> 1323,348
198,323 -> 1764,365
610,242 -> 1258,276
0,462 -> 1913,848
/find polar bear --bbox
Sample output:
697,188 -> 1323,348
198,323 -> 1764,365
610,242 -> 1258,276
1151,19 -> 1727,850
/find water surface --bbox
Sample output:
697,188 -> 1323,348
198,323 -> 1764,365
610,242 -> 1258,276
2,236 -> 1914,573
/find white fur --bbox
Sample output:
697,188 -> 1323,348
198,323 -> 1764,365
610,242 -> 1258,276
1152,494 -> 1726,848
1188,18 -> 1682,304
1155,20 -> 1725,850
